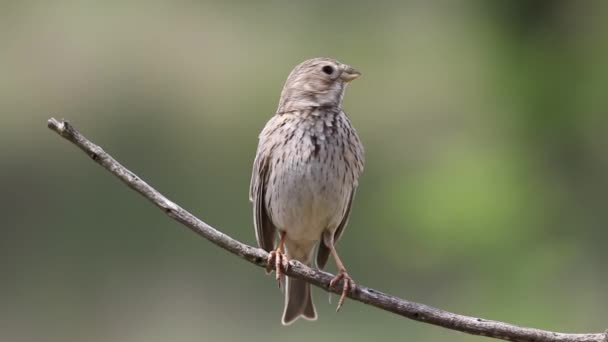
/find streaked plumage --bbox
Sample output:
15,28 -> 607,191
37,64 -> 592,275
250,57 -> 364,325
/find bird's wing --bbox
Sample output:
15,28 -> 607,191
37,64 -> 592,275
316,188 -> 356,269
249,126 -> 277,252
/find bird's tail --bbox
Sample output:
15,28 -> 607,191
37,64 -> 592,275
281,246 -> 317,325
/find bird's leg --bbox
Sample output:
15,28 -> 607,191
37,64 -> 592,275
328,244 -> 355,312
266,231 -> 289,287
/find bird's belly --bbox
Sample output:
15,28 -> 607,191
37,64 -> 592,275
267,159 -> 349,242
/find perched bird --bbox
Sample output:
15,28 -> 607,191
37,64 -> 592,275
249,57 -> 364,325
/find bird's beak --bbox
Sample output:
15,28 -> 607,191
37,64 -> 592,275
340,65 -> 361,83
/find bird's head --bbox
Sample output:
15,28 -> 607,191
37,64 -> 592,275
277,57 -> 361,114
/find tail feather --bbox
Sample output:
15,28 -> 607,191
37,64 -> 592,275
281,241 -> 317,325
281,277 -> 317,325
302,288 -> 316,319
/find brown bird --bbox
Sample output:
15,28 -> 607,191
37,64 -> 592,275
249,57 -> 364,325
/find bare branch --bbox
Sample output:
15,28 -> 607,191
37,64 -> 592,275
47,117 -> 607,342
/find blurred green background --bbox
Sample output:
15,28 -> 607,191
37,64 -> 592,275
2,1 -> 607,341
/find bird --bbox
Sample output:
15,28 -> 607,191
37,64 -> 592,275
249,57 -> 364,325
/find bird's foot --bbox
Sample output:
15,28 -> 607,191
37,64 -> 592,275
266,249 -> 289,287
329,269 -> 355,312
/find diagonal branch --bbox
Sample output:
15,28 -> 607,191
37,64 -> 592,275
47,117 -> 606,342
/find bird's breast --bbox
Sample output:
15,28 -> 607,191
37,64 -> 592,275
265,112 -> 358,242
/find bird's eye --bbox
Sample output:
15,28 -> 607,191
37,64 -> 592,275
322,65 -> 334,75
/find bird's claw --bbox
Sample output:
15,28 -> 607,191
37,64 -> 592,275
329,270 -> 354,312
266,250 -> 289,287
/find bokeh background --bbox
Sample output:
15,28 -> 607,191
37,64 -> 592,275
2,1 -> 607,341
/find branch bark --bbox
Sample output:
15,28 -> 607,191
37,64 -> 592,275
47,117 -> 606,342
